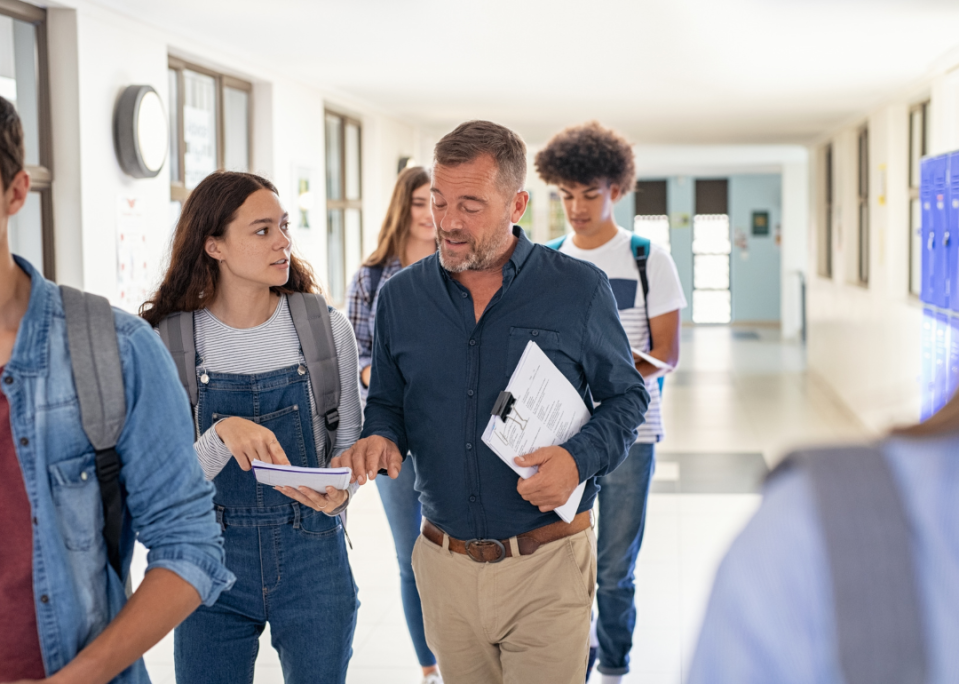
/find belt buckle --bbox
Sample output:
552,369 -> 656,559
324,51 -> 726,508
464,538 -> 506,563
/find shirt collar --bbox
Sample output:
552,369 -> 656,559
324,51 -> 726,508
438,225 -> 533,282
7,255 -> 53,376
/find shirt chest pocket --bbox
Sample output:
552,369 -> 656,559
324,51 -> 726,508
48,453 -> 104,552
505,328 -> 581,387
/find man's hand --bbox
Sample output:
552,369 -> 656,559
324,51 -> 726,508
215,417 -> 290,471
515,446 -> 581,512
275,485 -> 349,513
331,435 -> 402,485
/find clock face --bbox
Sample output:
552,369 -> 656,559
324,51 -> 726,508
136,90 -> 168,173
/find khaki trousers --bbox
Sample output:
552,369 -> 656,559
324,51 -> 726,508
411,526 -> 596,684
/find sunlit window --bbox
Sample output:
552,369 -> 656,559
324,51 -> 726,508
634,214 -> 670,253
692,214 -> 731,324
325,111 -> 363,306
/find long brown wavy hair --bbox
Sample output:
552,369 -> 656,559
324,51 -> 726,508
893,391 -> 959,438
363,165 -> 431,268
141,171 -> 318,327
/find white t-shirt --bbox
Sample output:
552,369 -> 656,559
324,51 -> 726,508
559,227 -> 687,443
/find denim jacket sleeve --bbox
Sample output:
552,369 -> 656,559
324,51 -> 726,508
116,320 -> 235,605
561,276 -> 650,482
359,287 -> 409,456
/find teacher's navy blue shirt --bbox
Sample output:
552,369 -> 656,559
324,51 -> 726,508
362,226 -> 649,540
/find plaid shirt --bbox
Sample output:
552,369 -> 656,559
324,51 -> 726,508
347,256 -> 402,399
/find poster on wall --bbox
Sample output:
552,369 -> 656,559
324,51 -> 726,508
117,196 -> 153,313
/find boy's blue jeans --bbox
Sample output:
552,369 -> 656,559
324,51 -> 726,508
595,442 -> 655,676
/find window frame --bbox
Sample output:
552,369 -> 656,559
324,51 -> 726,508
857,126 -> 870,286
324,109 -> 363,306
819,143 -> 834,279
167,56 -> 253,203
1,0 -> 54,277
908,101 -> 929,298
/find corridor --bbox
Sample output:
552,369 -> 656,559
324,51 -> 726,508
134,325 -> 868,684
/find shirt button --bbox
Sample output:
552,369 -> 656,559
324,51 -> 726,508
32,517 -> 37,525
467,390 -> 474,397
466,443 -> 472,450
4,376 -> 12,384
461,292 -> 468,298
469,495 -> 476,503
469,340 -> 476,346
20,437 -> 28,446
40,595 -> 49,603
532,330 -> 539,336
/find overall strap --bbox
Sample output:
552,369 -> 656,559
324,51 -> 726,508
157,311 -> 198,406
287,292 -> 341,460
629,234 -> 663,393
59,285 -> 126,578
544,235 -> 567,250
774,446 -> 927,684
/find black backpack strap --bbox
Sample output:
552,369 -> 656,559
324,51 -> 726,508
366,265 -> 385,308
772,446 -> 927,684
157,311 -> 198,406
59,285 -> 127,578
287,292 -> 341,461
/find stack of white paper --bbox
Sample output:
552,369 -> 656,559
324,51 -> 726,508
252,461 -> 352,490
481,341 -> 591,523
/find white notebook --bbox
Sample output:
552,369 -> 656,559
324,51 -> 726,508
251,461 -> 352,491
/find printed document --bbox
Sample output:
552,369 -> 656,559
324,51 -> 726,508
481,341 -> 591,523
631,347 -> 673,371
252,461 -> 352,490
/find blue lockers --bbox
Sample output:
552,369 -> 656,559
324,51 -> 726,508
947,152 -> 959,310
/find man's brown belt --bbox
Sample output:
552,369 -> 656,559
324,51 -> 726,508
422,511 -> 592,563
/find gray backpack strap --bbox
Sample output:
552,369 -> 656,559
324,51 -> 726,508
157,311 -> 198,405
287,292 -> 341,461
776,446 -> 927,684
59,285 -> 126,578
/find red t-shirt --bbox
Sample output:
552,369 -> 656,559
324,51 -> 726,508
0,370 -> 46,679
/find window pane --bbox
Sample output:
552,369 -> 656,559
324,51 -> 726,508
223,86 -> 249,172
9,191 -> 43,267
345,208 -> 362,283
548,191 -> 567,239
0,17 -> 40,167
325,114 -> 342,201
345,121 -> 360,200
327,209 -> 344,303
910,198 -> 922,296
168,69 -> 179,183
692,290 -> 731,324
692,214 -> 731,254
634,214 -> 670,253
694,254 -> 730,290
183,69 -> 217,189
910,109 -> 923,189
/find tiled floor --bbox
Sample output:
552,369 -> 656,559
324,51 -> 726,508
135,326 -> 868,684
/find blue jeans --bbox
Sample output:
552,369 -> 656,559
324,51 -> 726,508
175,507 -> 358,684
376,461 -> 437,667
595,442 -> 655,676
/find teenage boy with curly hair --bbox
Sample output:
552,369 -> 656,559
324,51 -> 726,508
536,121 -> 687,684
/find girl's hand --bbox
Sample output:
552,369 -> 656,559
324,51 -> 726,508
214,417 -> 290,471
275,485 -> 349,513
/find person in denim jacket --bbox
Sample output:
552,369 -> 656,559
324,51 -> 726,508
0,98 -> 234,683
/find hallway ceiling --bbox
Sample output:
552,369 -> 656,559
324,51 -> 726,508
95,0 -> 959,144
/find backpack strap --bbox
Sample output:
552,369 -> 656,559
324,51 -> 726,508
157,311 -> 198,406
629,234 -> 664,394
366,265 -> 385,308
772,446 -> 927,684
545,235 -> 567,250
287,292 -> 341,461
59,285 -> 127,578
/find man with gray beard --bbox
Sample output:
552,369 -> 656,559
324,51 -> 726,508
333,120 -> 648,684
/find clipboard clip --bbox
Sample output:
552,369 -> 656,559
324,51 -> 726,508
491,391 -> 516,420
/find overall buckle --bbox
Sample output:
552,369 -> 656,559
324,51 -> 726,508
464,538 -> 507,563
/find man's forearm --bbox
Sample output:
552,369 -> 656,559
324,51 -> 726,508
50,568 -> 201,684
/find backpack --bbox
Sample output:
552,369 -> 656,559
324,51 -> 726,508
156,292 -> 342,460
60,286 -> 127,579
546,233 -> 664,394
770,446 -> 927,684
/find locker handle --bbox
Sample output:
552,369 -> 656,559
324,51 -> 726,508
945,232 -> 951,247
928,233 -> 935,250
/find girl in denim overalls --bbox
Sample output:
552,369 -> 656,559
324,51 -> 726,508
142,171 -> 362,684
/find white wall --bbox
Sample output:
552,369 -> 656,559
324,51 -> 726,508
43,0 -> 425,308
806,81 -> 931,432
